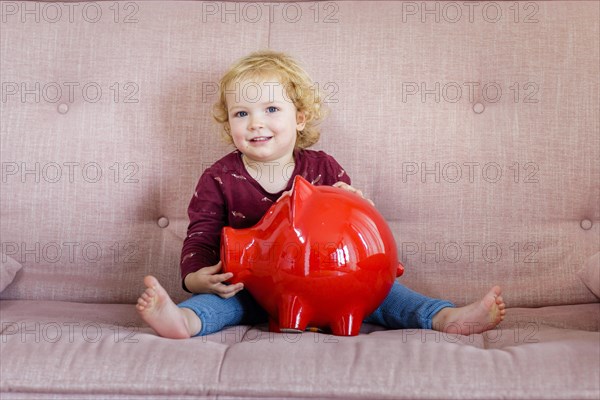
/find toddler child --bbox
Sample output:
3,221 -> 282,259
136,50 -> 506,338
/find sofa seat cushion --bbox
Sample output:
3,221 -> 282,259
1,300 -> 598,399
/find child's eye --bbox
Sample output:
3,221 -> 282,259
266,106 -> 278,113
234,111 -> 247,118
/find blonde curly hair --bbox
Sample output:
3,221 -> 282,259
212,50 -> 326,149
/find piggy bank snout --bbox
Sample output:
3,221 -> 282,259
220,227 -> 250,281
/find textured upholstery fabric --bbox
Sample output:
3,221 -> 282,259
1,300 -> 599,399
1,1 -> 598,399
1,1 -> 598,308
579,252 -> 600,298
0,255 -> 22,292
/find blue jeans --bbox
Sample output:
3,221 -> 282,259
178,282 -> 454,336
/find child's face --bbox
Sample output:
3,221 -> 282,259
226,78 -> 306,164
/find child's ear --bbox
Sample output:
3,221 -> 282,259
296,111 -> 307,131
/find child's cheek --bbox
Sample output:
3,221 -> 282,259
229,119 -> 243,133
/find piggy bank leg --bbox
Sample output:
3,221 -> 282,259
331,311 -> 364,336
278,294 -> 311,333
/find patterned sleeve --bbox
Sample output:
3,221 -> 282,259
180,168 -> 227,292
323,153 -> 352,186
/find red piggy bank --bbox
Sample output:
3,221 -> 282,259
221,175 -> 404,336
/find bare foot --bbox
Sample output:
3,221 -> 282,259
432,286 -> 506,335
136,276 -> 201,339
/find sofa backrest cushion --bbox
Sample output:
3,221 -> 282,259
1,1 -> 598,307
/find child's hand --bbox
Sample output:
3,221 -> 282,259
333,182 -> 375,206
184,261 -> 244,299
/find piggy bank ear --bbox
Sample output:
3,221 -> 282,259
291,176 -> 316,223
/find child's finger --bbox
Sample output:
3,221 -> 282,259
334,181 -> 359,194
333,182 -> 374,205
217,283 -> 244,298
211,272 -> 233,284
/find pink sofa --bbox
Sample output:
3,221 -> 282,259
1,1 -> 599,399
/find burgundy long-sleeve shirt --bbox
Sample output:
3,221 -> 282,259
180,149 -> 352,291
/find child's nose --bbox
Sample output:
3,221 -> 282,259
248,115 -> 264,130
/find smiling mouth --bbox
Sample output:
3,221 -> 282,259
250,136 -> 272,142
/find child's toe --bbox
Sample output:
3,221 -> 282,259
141,290 -> 154,301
